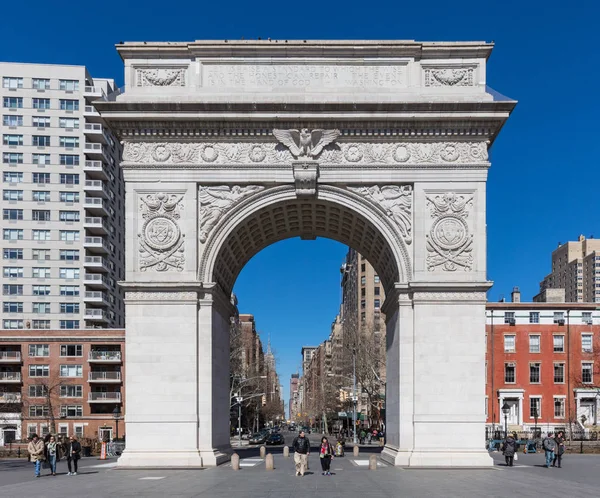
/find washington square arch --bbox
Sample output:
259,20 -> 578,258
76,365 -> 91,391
96,40 -> 515,468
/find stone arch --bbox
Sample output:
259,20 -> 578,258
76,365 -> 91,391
199,185 -> 412,296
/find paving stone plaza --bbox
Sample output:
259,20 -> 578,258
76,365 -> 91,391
1,450 -> 599,497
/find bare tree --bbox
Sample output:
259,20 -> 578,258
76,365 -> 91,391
27,369 -> 66,435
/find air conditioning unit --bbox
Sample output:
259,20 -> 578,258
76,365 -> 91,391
557,319 -> 566,326
508,318 -> 516,326
584,319 -> 593,325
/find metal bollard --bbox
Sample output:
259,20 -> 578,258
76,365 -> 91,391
283,446 -> 289,457
260,445 -> 266,459
369,454 -> 377,470
353,446 -> 359,457
231,452 -> 240,470
265,453 -> 274,471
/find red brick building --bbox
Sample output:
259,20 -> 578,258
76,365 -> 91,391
0,328 -> 124,444
486,299 -> 599,435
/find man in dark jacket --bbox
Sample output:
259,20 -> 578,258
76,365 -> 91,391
552,431 -> 565,468
65,436 -> 82,475
292,430 -> 310,476
502,433 -> 517,467
542,432 -> 556,468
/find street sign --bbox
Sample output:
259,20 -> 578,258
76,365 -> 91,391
338,411 -> 348,417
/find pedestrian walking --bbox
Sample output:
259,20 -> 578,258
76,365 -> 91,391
319,437 -> 334,476
542,432 -> 556,468
552,431 -> 565,468
501,433 -> 517,467
27,434 -> 45,478
292,430 -> 310,476
65,435 -> 82,476
46,435 -> 59,476
359,429 -> 366,444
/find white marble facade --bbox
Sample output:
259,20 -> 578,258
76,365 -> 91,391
97,40 -> 515,468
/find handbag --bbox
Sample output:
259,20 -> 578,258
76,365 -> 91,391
514,453 -> 518,461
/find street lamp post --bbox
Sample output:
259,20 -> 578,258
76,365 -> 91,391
235,394 -> 243,447
352,348 -> 357,445
580,414 -> 587,454
112,405 -> 121,441
501,402 -> 510,439
533,406 -> 539,439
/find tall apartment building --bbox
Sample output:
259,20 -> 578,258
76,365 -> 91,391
1,63 -> 125,330
289,373 -> 299,421
536,235 -> 600,303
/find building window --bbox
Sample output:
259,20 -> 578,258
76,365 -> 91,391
374,275 -> 380,283
3,229 -> 23,240
59,211 -> 79,222
3,172 -> 23,183
59,173 -> 79,185
3,134 -> 23,146
3,267 -> 24,278
3,319 -> 23,329
59,268 -> 80,279
60,345 -> 82,357
582,363 -> 593,384
504,363 -> 516,383
504,335 -> 516,353
60,155 -> 79,166
32,285 -> 51,296
28,344 -> 49,357
29,385 -> 48,397
3,248 -> 23,259
32,320 -> 51,329
60,405 -> 83,417
360,276 -> 366,285
582,334 -> 593,353
3,114 -> 23,126
553,363 -> 565,383
32,135 -> 51,147
530,397 -> 541,418
530,363 -> 541,383
59,137 -> 79,148
60,385 -> 83,398
2,284 -> 23,295
553,335 -> 565,353
582,312 -> 593,324
33,230 -> 51,241
59,80 -> 80,91
32,302 -> 51,314
32,173 -> 51,184
374,299 -> 380,309
3,152 -> 23,164
32,116 -> 51,128
32,78 -> 50,90
59,192 -> 79,203
32,210 -> 51,221
59,364 -> 82,378
3,209 -> 23,220
3,97 -> 23,108
60,320 -> 79,329
32,191 -> 51,202
360,299 -> 366,309
3,302 -> 23,313
59,249 -> 79,261
59,303 -> 80,314
59,231 -> 80,242
32,267 -> 51,278
3,77 -> 24,89
529,335 -> 540,353
32,98 -> 51,110
29,406 -> 50,418
29,365 -> 49,377
74,425 -> 84,438
553,312 -> 565,323
59,117 -> 79,129
59,285 -> 79,296
32,154 -> 51,165
374,287 -> 380,296
360,288 -> 366,297
554,397 -> 565,419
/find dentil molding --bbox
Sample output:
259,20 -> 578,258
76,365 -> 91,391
121,140 -> 489,166
125,291 -> 198,301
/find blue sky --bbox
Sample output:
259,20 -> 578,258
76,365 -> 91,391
3,1 -> 597,411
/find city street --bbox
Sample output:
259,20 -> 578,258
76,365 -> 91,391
2,438 -> 600,498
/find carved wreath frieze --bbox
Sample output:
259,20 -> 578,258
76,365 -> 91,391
198,185 -> 264,243
125,291 -> 197,301
122,141 -> 488,166
138,193 -> 185,272
424,67 -> 475,87
426,192 -> 474,272
136,68 -> 186,87
349,185 -> 412,245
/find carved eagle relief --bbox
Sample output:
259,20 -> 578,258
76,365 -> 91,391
273,128 -> 341,158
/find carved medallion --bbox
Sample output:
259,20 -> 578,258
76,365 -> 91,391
151,144 -> 171,162
344,145 -> 363,162
199,144 -> 219,162
143,217 -> 181,251
392,145 -> 411,163
248,145 -> 267,163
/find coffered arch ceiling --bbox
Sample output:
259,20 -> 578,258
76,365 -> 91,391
205,188 -> 408,298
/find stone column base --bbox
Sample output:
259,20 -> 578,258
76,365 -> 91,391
199,447 -> 232,467
117,450 -> 204,469
381,445 -> 493,467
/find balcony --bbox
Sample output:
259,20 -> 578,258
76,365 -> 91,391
83,123 -> 109,144
0,372 -> 21,383
83,291 -> 110,307
88,392 -> 121,403
83,160 -> 109,180
88,371 -> 121,383
83,105 -> 100,119
84,180 -> 109,199
0,351 -> 21,363
83,236 -> 110,254
84,256 -> 110,273
83,273 -> 110,289
84,86 -> 106,99
84,142 -> 107,161
0,392 -> 22,403
83,197 -> 108,216
88,350 -> 122,363
84,308 -> 109,322
83,217 -> 109,235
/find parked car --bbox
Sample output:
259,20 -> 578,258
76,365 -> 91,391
265,433 -> 284,445
249,433 -> 267,445
241,432 -> 251,440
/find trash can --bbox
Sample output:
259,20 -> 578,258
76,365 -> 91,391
83,446 -> 92,457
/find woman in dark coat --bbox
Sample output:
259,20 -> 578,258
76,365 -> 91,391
502,433 -> 517,467
65,436 -> 82,475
